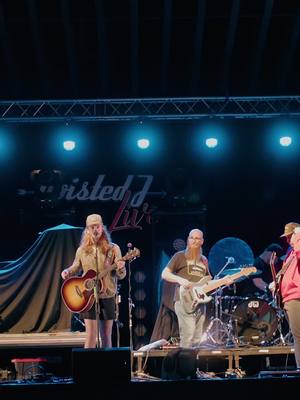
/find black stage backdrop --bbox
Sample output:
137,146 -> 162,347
0,119 -> 299,347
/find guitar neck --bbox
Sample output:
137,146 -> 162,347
202,272 -> 244,294
97,253 -> 129,280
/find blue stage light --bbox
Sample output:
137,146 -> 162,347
279,136 -> 292,147
137,138 -> 150,149
63,140 -> 76,151
205,138 -> 218,148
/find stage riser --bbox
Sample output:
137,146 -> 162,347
0,345 -> 297,382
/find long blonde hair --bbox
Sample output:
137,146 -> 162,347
80,225 -> 112,255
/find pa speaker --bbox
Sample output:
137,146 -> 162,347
161,348 -> 198,380
72,347 -> 131,384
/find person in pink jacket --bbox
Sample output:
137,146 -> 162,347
280,225 -> 300,369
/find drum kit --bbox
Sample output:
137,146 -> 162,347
204,237 -> 293,347
203,268 -> 292,347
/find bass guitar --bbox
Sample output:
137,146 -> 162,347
180,266 -> 257,314
61,247 -> 140,313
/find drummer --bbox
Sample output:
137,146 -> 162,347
235,243 -> 283,299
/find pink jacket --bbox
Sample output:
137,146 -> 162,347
281,232 -> 300,303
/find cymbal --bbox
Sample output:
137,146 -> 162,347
219,268 -> 261,276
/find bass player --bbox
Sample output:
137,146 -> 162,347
161,228 -> 233,348
61,214 -> 126,348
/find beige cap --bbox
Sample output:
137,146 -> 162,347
86,214 -> 102,227
280,222 -> 300,237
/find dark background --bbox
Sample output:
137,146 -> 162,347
1,1 -> 300,99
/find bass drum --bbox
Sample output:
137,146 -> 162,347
232,298 -> 278,345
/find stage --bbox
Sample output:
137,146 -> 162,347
0,331 -> 299,394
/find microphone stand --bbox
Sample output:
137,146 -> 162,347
214,258 -> 233,280
127,244 -> 135,376
114,284 -> 123,348
94,243 -> 101,348
128,256 -> 135,351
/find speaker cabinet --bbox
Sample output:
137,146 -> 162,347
72,347 -> 131,384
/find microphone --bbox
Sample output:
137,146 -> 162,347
127,242 -> 133,251
225,256 -> 235,264
92,229 -> 99,242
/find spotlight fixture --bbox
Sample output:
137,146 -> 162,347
137,138 -> 150,149
205,138 -> 218,148
63,140 -> 76,151
279,136 -> 292,147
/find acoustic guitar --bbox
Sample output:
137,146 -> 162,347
61,247 -> 140,313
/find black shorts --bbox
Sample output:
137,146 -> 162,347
80,297 -> 116,320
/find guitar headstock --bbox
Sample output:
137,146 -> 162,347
241,266 -> 257,276
123,247 -> 140,261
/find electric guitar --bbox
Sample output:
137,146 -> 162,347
269,251 -> 282,307
179,266 -> 257,314
271,251 -> 293,308
61,247 -> 140,313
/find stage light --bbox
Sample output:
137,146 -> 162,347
279,136 -> 292,147
137,138 -> 150,149
0,129 -> 14,162
63,140 -> 76,151
205,138 -> 218,148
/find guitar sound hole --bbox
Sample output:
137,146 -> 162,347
84,279 -> 95,290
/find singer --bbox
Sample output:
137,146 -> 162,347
61,214 -> 126,348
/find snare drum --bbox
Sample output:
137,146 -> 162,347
232,298 -> 278,345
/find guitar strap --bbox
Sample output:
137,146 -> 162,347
276,256 -> 293,282
105,245 -> 116,268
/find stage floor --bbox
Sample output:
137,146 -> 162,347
0,331 -> 86,347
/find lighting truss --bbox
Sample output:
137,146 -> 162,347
0,96 -> 300,122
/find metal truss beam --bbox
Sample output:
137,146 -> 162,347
1,96 -> 300,122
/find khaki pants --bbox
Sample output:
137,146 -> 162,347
174,301 -> 206,348
284,299 -> 300,368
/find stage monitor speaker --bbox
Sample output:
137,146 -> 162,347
72,347 -> 131,384
258,370 -> 300,378
161,348 -> 198,380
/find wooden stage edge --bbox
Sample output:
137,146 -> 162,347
0,331 -> 86,347
0,331 -> 296,373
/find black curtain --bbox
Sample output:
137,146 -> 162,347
0,225 -> 82,333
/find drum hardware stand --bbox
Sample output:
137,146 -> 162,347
204,258 -> 236,346
205,287 -> 231,346
225,315 -> 240,347
273,308 -> 293,346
